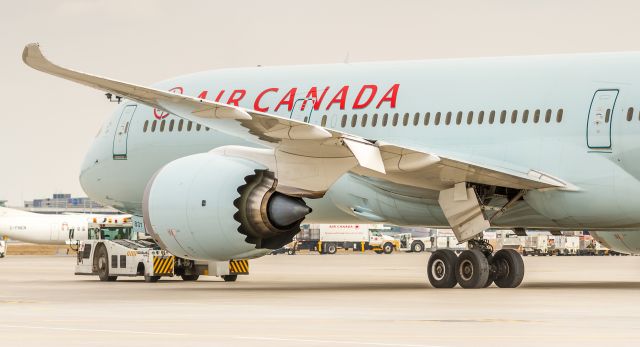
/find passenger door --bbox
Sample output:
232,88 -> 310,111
587,89 -> 618,149
112,104 -> 137,159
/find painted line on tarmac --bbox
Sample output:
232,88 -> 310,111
234,336 -> 445,347
0,324 -> 188,337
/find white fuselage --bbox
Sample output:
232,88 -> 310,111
0,207 -> 127,245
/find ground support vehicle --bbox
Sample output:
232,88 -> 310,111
548,236 -> 580,255
396,233 -> 431,252
522,235 -> 550,256
75,239 -> 248,282
294,224 -> 399,254
577,239 -> 610,256
425,229 -> 468,253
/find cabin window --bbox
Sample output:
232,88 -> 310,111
445,112 -> 452,125
605,109 -> 611,123
456,111 -> 462,125
160,120 -> 166,132
196,124 -> 202,131
187,121 -> 193,131
424,112 -> 430,126
372,113 -> 378,127
143,120 -> 149,132
522,110 -> 529,123
178,119 -> 184,131
321,115 -> 328,127
413,112 -> 420,126
467,111 -> 473,125
489,111 -> 495,124
545,109 -> 552,123
392,113 -> 399,126
361,114 -> 368,127
351,114 -> 358,127
382,113 -> 389,126
435,112 -> 441,125
478,111 -> 484,124
499,110 -> 506,124
151,120 -> 157,132
511,110 -> 518,124
340,115 -> 346,127
533,109 -> 541,123
169,119 -> 175,132
627,108 -> 634,122
557,109 -> 564,123
402,113 -> 409,126
205,127 -> 210,131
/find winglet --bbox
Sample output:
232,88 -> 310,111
22,43 -> 49,73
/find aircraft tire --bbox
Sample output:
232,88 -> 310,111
427,249 -> 458,288
492,249 -> 525,288
222,275 -> 238,282
483,253 -> 494,288
455,249 -> 490,289
181,274 -> 199,281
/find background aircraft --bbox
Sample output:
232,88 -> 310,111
0,206 -> 130,245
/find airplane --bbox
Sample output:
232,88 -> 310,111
21,43 -> 640,289
0,206 -> 130,245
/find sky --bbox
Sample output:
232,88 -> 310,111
1,0 -> 639,206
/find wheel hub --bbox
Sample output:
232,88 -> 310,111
431,259 -> 446,281
460,259 -> 474,281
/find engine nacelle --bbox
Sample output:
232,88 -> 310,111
143,153 -> 311,261
590,231 -> 640,255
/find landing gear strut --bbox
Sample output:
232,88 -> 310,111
427,238 -> 525,289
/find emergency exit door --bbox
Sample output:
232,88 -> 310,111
113,105 -> 137,159
290,98 -> 315,123
587,89 -> 618,149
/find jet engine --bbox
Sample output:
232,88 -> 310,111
142,153 -> 311,261
590,231 -> 640,255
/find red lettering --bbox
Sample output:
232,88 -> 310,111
375,84 -> 400,108
302,86 -> 330,111
154,86 -> 183,119
227,89 -> 246,106
275,88 -> 297,112
215,90 -> 225,102
326,86 -> 349,110
352,85 -> 377,109
196,90 -> 208,99
254,87 -> 279,112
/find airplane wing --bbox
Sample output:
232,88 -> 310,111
22,43 -> 568,197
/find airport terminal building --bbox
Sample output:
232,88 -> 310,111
21,193 -> 120,214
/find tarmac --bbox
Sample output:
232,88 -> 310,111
0,252 -> 639,347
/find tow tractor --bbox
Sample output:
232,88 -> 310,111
75,222 -> 249,282
396,233 -> 430,252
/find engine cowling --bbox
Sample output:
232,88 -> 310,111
143,153 -> 311,261
590,231 -> 640,255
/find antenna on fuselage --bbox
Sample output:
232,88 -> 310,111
105,92 -> 122,104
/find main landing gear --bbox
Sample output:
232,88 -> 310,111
427,239 -> 524,289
